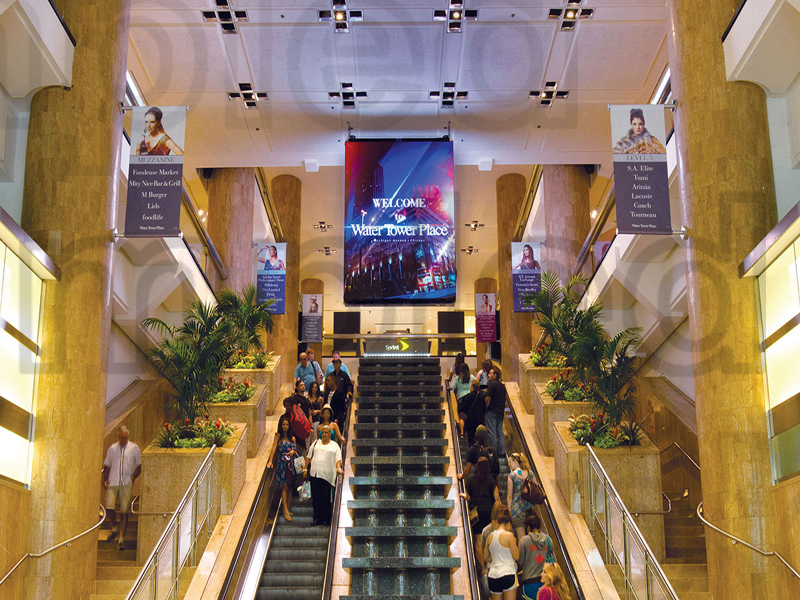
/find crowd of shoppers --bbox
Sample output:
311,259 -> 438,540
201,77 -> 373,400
451,356 -> 570,600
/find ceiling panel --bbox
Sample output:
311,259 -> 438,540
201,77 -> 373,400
183,102 -> 256,155
131,26 -> 233,91
539,100 -> 612,154
355,101 -> 441,138
353,24 -> 444,91
562,22 -> 667,90
459,23 -> 555,91
261,103 -> 345,154
453,101 -> 533,151
241,24 -> 339,92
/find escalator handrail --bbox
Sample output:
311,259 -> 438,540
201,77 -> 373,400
444,386 -> 481,600
218,452 -> 277,599
504,394 -> 587,600
321,395 -> 353,600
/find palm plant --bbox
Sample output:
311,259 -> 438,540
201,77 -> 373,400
570,325 -> 642,427
522,271 -> 603,368
216,284 -> 276,354
142,300 -> 234,424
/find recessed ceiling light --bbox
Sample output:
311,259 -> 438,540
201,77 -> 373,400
448,21 -> 461,32
442,100 -> 454,108
239,82 -> 252,91
234,10 -> 248,21
228,92 -> 240,100
565,9 -> 576,19
450,10 -> 461,20
464,9 -> 478,20
202,11 -> 217,21
318,10 -> 332,21
456,91 -> 468,99
433,9 -> 447,21
444,82 -> 456,90
529,91 -> 540,98
341,82 -> 354,91
429,91 -> 441,99
334,10 -> 346,21
560,20 -> 575,31
349,10 -> 363,21
548,9 -> 562,19
591,209 -> 598,219
335,21 -> 349,32
580,8 -> 594,19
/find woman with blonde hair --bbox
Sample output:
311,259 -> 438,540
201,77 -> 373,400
507,452 -> 536,540
537,563 -> 570,600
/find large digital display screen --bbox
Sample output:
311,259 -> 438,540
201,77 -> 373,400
344,140 -> 456,305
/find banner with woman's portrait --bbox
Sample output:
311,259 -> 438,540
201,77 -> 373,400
511,242 -> 542,312
301,294 -> 322,342
256,243 -> 286,313
610,105 -> 671,235
475,293 -> 496,343
125,106 -> 186,237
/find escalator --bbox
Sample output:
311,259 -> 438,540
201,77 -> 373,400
446,385 -> 586,600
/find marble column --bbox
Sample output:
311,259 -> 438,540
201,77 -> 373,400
265,175 -> 302,385
20,0 -> 131,597
300,278 -> 324,358
206,168 -> 256,293
473,277 -> 497,367
495,174 -> 531,383
666,0 -> 779,597
541,165 -> 591,285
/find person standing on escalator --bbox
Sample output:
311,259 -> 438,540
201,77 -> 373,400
484,367 -> 507,457
305,425 -> 343,526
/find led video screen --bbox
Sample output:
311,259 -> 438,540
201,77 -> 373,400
344,140 -> 456,305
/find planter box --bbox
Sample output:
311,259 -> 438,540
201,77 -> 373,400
533,382 -> 592,457
136,424 -> 248,565
206,385 -> 266,458
518,354 -> 562,413
223,354 -> 282,414
553,421 -> 665,561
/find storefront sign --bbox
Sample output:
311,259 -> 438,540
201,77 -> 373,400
511,242 -> 542,312
125,106 -> 186,237
255,243 -> 286,314
610,105 -> 671,235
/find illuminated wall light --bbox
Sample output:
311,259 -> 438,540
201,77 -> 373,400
591,209 -> 598,219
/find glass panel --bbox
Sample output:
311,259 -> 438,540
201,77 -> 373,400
177,500 -> 194,570
627,529 -> 648,600
156,522 -> 177,600
764,327 -> 800,408
196,468 -> 211,536
608,495 -> 625,567
0,428 -> 31,484
0,329 -> 36,413
590,463 -> 606,534
758,243 -> 800,339
0,247 -> 43,343
179,204 -> 205,272
772,423 -> 800,482
650,567 -> 674,600
130,564 -> 155,600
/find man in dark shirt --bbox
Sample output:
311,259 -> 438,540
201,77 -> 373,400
459,425 -> 500,481
329,358 -> 353,399
484,367 -> 507,456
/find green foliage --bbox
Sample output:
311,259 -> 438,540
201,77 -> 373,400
225,349 -> 273,370
209,377 -> 256,403
155,418 -> 235,449
529,342 -> 567,368
142,300 -> 234,424
570,325 -> 642,427
544,370 -> 578,400
216,284 -> 276,354
563,387 -> 587,403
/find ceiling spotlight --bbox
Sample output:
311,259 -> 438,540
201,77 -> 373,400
461,246 -> 479,254
334,10 -> 346,20
466,220 -> 484,231
198,209 -> 204,216
565,10 -> 576,19
450,10 -> 461,19
591,209 -> 598,219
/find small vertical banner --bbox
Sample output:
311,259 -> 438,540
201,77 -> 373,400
475,293 -> 497,343
301,294 -> 323,342
610,105 -> 671,234
125,106 -> 186,237
511,242 -> 542,312
255,243 -> 287,314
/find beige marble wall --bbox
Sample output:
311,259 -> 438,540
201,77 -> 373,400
666,0 -> 779,595
541,165 -> 591,285
771,478 -> 800,598
0,480 -> 31,600
265,175 -> 302,385
495,173 -> 531,383
20,0 -> 131,597
206,168 -> 257,294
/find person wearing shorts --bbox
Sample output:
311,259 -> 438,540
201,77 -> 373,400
484,511 -> 519,599
103,426 -> 141,550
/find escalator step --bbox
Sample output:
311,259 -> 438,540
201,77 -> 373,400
270,534 -> 329,548
260,573 -> 324,587
268,547 -> 328,561
341,596 -> 464,600
256,587 -> 322,600
263,559 -> 325,573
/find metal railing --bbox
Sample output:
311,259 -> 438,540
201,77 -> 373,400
659,442 -> 700,473
503,393 -> 586,600
696,502 -> 800,581
632,493 -> 671,517
125,445 -> 216,600
586,444 -> 678,600
0,505 -> 106,587
321,393 -> 353,600
444,386 -> 480,600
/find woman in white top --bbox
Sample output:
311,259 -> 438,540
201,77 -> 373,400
484,511 -> 520,599
305,425 -> 343,526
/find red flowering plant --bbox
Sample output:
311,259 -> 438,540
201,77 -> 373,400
529,342 -> 567,368
543,370 -> 579,401
154,417 -> 235,448
209,376 -> 256,403
225,349 -> 273,370
567,413 -> 641,448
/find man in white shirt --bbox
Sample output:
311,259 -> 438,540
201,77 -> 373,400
102,425 -> 142,549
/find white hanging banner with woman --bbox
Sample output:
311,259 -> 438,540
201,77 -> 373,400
255,243 -> 287,313
610,105 -> 671,235
125,106 -> 186,237
475,292 -> 497,342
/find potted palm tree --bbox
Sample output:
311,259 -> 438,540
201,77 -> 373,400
552,325 -> 665,560
519,271 -> 602,454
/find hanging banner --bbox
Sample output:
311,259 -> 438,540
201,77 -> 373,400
301,294 -> 323,342
125,106 -> 186,237
475,293 -> 497,343
256,243 -> 286,314
511,242 -> 542,312
610,105 -> 671,235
